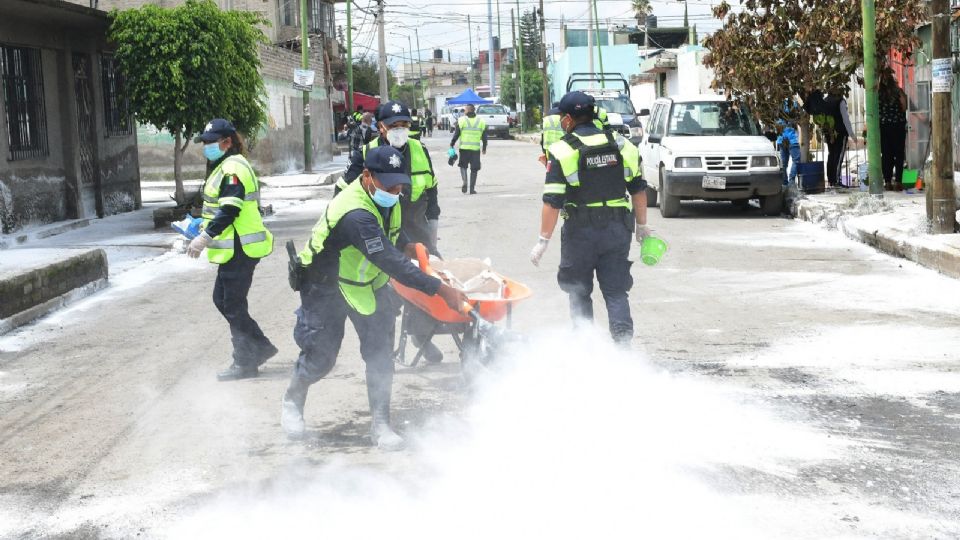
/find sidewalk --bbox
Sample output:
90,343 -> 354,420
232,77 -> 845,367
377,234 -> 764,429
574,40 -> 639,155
0,166 -> 337,335
790,189 -> 960,279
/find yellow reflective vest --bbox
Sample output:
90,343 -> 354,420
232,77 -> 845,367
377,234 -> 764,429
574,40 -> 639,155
298,180 -> 402,315
201,154 -> 273,264
457,116 -> 486,151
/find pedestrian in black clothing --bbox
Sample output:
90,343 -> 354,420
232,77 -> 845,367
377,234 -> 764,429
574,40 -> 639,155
879,70 -> 908,191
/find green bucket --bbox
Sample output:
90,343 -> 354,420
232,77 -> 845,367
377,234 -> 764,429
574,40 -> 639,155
902,169 -> 918,186
640,236 -> 668,266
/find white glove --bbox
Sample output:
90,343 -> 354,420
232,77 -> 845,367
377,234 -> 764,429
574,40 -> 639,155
635,224 -> 653,244
187,231 -> 212,259
427,219 -> 439,250
529,236 -> 550,267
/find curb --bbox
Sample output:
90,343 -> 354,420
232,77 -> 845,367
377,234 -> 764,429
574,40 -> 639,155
790,196 -> 960,280
1,219 -> 92,249
0,278 -> 109,335
0,248 -> 109,334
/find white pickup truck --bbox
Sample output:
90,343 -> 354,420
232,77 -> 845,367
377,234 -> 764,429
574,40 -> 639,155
641,95 -> 784,218
476,104 -> 511,139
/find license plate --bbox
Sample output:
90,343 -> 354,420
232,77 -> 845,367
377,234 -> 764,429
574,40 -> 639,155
702,175 -> 726,189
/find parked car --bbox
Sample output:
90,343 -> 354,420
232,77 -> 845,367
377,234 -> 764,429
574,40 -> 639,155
641,95 -> 783,218
441,106 -> 464,132
476,104 -> 511,138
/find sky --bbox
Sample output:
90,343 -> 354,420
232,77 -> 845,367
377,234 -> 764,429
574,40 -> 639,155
335,0 -> 728,70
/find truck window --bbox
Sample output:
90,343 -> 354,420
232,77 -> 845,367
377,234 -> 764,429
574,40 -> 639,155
667,101 -> 760,136
477,105 -> 506,115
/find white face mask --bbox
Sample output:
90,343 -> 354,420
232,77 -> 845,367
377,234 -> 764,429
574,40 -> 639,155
386,127 -> 409,148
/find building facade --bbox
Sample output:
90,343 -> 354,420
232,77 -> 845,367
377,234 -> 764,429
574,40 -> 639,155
66,0 -> 343,179
0,0 -> 141,234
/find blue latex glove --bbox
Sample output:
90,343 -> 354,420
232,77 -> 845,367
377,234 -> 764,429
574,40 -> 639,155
447,147 -> 457,159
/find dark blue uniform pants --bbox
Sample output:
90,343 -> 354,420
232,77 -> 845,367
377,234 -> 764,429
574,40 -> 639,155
213,249 -> 273,367
293,282 -> 400,385
558,216 -> 634,342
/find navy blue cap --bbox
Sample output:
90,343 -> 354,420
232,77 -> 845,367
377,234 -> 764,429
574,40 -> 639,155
195,119 -> 236,143
364,145 -> 410,188
558,91 -> 596,116
376,101 -> 413,125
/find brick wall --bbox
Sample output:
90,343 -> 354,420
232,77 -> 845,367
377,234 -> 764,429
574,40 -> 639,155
0,250 -> 108,319
258,39 -> 327,86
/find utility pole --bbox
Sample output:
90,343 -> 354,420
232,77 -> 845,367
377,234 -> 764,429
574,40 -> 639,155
586,0 -> 594,73
592,0 -> 604,83
406,34 -> 416,109
861,0 -> 882,197
468,14 -> 475,87
488,0 -> 496,99
415,29 -> 424,111
346,0 -> 354,113
300,0 -> 312,172
516,0 -> 525,131
930,0 -> 958,233
376,0 -> 389,100
539,0 -> 548,110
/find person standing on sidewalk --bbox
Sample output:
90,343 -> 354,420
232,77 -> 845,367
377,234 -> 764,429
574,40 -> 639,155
808,90 -> 857,189
281,146 -> 466,448
529,92 -> 650,345
879,70 -> 908,191
777,100 -> 802,188
450,104 -> 488,194
424,108 -> 434,137
186,119 -> 277,381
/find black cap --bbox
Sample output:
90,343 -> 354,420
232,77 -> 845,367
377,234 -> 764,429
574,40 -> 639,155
194,119 -> 236,143
364,145 -> 411,188
376,101 -> 412,125
558,91 -> 596,116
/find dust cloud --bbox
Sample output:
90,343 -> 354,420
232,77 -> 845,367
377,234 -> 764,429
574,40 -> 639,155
167,328 -> 849,539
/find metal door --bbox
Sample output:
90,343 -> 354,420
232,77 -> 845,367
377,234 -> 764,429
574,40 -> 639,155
73,53 -> 102,217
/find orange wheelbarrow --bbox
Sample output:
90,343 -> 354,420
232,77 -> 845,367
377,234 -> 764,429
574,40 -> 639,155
391,244 -> 532,371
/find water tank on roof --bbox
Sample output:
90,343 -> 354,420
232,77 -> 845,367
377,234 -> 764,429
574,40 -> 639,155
433,49 -> 443,61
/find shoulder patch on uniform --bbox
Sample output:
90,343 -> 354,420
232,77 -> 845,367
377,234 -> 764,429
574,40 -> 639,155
364,236 -> 384,254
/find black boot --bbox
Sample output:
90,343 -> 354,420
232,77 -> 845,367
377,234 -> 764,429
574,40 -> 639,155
460,168 -> 468,193
255,341 -> 279,367
469,170 -> 478,194
217,363 -> 258,382
281,374 -> 310,439
367,370 -> 404,450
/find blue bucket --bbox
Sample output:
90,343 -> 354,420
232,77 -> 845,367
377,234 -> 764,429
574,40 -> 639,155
797,161 -> 825,194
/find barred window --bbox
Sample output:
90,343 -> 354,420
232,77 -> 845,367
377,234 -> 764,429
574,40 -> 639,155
1,44 -> 48,161
100,55 -> 132,137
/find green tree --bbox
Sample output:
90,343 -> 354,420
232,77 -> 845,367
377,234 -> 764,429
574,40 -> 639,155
109,0 -> 267,204
703,0 -> 925,126
519,10 -> 543,66
390,83 -> 421,110
352,56 -> 396,98
500,64 -> 544,130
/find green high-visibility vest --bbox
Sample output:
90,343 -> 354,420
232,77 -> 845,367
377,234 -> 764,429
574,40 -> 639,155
541,114 -> 565,159
298,180 -> 402,316
362,139 -> 436,202
545,132 -> 641,211
201,154 -> 273,264
593,107 -> 611,131
457,116 -> 486,151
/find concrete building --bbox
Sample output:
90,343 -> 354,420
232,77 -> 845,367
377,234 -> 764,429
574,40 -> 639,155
64,0 -> 344,179
0,0 -> 141,234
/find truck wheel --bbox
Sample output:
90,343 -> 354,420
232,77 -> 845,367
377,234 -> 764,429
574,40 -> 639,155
646,186 -> 658,207
659,169 -> 681,218
760,190 -> 785,216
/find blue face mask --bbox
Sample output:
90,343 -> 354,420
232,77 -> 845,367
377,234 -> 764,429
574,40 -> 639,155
203,142 -> 225,161
371,187 -> 400,208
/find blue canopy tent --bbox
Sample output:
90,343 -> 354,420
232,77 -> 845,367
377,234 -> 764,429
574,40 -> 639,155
445,88 -> 493,105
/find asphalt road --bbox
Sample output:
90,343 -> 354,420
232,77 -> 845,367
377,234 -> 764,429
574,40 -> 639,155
1,133 -> 958,539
